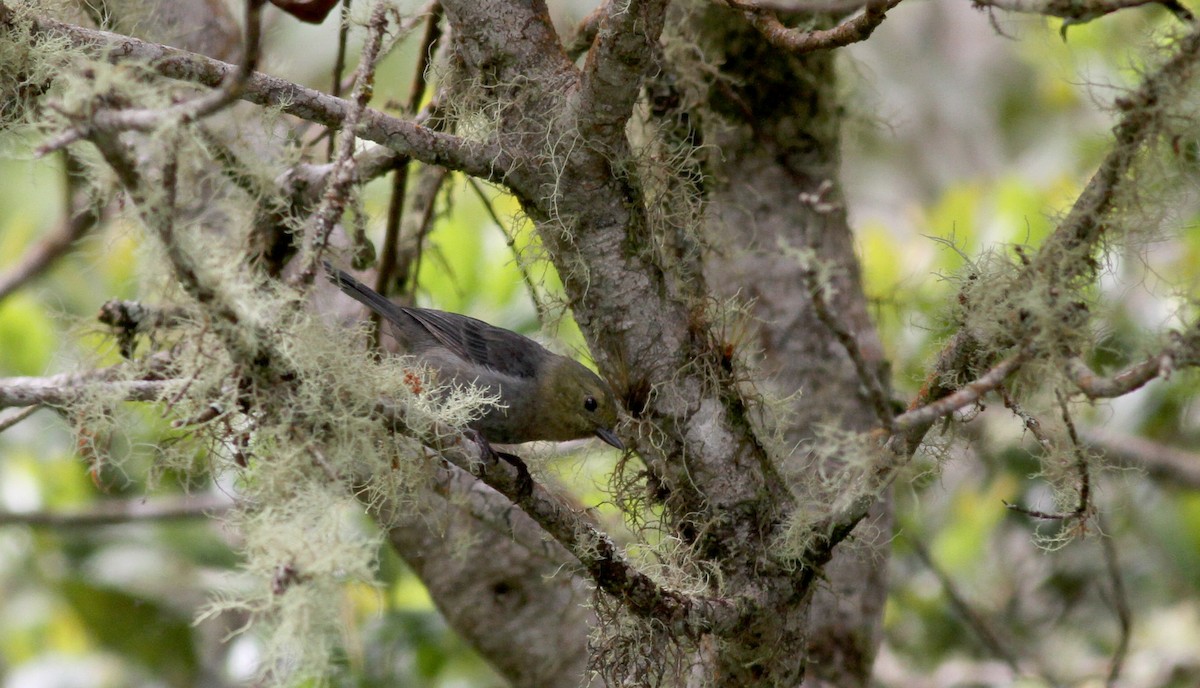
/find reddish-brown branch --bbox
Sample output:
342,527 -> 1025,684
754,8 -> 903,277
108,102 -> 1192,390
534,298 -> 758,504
728,0 -> 901,54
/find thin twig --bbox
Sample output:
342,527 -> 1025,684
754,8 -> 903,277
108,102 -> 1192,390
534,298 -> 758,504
36,0 -> 268,157
894,352 -> 1027,432
1057,390 -> 1092,520
999,388 -> 1093,522
0,494 -> 232,527
0,405 -> 40,432
388,164 -> 449,297
1100,517 -> 1131,688
327,0 -> 353,160
0,152 -> 104,302
299,1 -> 393,283
375,160 -> 411,307
467,178 -> 548,323
374,3 -> 443,305
971,0 -> 1192,22
405,3 -> 442,114
999,386 -> 1055,453
802,264 -> 894,432
910,538 -> 1023,674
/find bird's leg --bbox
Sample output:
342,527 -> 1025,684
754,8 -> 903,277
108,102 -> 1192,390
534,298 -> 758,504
464,428 -> 534,500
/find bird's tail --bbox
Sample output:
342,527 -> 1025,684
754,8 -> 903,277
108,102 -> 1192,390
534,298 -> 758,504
322,261 -> 406,322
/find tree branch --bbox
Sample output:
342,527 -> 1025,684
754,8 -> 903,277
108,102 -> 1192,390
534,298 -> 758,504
576,0 -> 670,140
298,0 -> 393,283
728,0 -> 901,54
0,364 -> 170,409
0,494 -> 232,527
373,399 -> 744,637
893,352 -> 1028,433
971,0 -> 1192,23
0,153 -> 105,303
35,0 -> 268,157
0,3 -> 511,183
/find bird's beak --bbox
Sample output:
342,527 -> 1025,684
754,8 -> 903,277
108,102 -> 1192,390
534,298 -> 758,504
594,427 -> 624,451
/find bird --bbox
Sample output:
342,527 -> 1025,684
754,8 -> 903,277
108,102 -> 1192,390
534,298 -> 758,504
325,263 -> 624,450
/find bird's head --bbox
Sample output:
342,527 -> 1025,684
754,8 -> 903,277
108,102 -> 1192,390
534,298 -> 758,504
536,357 -> 624,449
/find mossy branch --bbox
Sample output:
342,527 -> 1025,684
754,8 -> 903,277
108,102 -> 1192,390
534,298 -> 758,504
0,364 -> 170,409
0,2 -> 513,183
372,398 -> 746,638
575,0 -> 669,140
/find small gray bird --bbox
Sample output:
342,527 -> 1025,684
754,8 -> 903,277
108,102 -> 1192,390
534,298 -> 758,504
325,263 -> 623,449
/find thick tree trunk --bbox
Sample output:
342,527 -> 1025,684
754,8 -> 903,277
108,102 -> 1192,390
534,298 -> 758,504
692,8 -> 891,686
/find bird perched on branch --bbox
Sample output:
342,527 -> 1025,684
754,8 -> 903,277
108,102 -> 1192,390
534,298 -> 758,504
325,263 -> 624,450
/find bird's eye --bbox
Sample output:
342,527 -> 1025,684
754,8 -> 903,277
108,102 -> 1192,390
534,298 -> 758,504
584,396 -> 598,412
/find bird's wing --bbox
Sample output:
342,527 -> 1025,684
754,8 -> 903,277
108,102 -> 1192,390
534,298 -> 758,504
325,262 -> 547,379
402,308 -> 543,379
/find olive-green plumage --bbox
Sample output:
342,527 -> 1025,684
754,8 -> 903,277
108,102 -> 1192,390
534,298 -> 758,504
325,263 -> 623,449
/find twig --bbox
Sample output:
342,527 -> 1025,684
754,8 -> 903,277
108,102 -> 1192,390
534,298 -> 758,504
0,494 -> 232,527
0,152 -> 104,302
998,386 -> 1055,453
894,352 -> 1027,432
375,159 -> 412,314
802,264 -> 894,432
0,366 -> 170,408
0,405 -> 40,432
405,3 -> 442,115
327,0 -> 353,159
467,178 -> 548,322
387,165 -> 449,299
1065,342 -> 1183,399
1057,390 -> 1092,520
1100,518 -> 1131,688
375,4 -> 443,304
0,5 -> 511,182
36,0 -> 269,157
999,389 -> 1093,522
910,538 -> 1023,674
299,1 -> 395,283
971,0 -> 1192,23
728,0 -> 902,54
